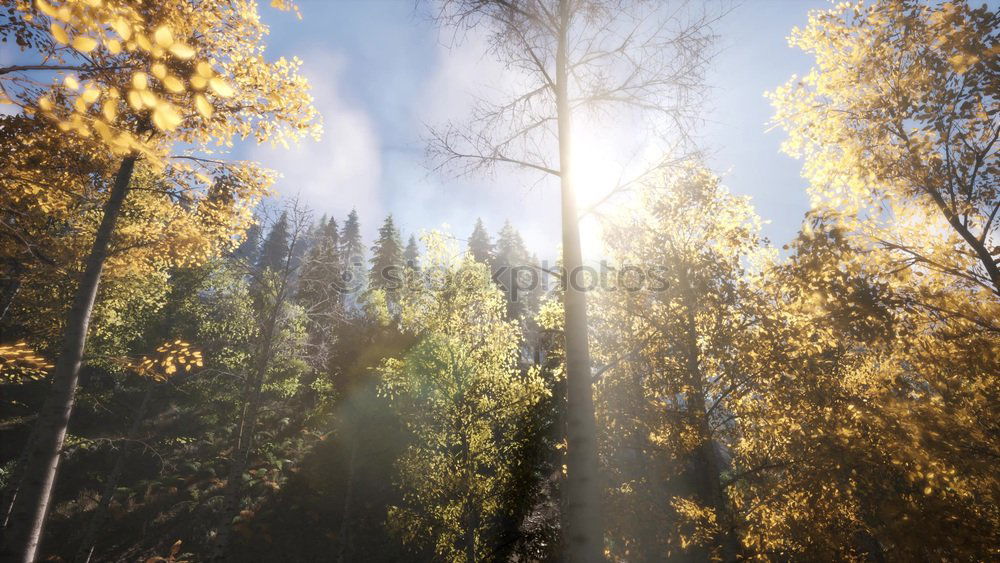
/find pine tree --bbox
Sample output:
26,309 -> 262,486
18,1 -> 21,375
404,235 -> 421,272
369,215 -> 405,297
233,222 -> 262,265
468,218 -> 493,265
493,221 -> 534,320
258,211 -> 291,274
340,209 -> 365,299
298,217 -> 342,317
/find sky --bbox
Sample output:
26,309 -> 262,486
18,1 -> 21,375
245,0 -> 828,256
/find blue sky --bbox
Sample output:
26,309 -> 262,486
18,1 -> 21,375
251,0 -> 828,255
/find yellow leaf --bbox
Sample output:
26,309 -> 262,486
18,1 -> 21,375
38,96 -> 53,111
190,75 -> 207,90
127,90 -> 143,110
71,36 -> 98,53
152,103 -> 182,131
196,62 -> 214,78
112,18 -> 132,41
209,77 -> 234,98
107,39 -> 122,54
163,75 -> 185,93
132,72 -> 148,90
81,87 -> 100,105
151,63 -> 167,80
37,0 -> 58,18
169,43 -> 195,60
153,25 -> 173,48
139,89 -> 157,108
102,100 -> 118,121
50,23 -> 69,45
194,94 -> 213,118
64,75 -> 79,90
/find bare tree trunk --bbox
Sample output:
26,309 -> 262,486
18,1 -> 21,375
75,383 -> 154,563
556,1 -> 602,560
1,156 -> 136,563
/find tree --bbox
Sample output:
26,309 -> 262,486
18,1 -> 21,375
233,222 -> 263,265
593,166 -> 768,560
403,235 -> 421,272
339,209 -> 365,306
467,219 -> 493,265
0,0 -> 319,559
213,204 -> 311,560
258,211 -> 291,274
369,215 -> 405,300
492,221 -> 535,321
428,2 -> 718,556
378,233 -> 547,562
770,0 -> 999,301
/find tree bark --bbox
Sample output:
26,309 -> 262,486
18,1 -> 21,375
681,277 -> 738,561
1,156 -> 136,563
212,241 -> 297,561
556,1 -> 603,560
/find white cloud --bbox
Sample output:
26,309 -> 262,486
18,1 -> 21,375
249,51 -> 382,224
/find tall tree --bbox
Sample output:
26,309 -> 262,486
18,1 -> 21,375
369,215 -> 405,297
0,1 -> 319,558
379,233 -> 547,562
493,221 -> 534,321
258,211 -> 291,274
403,235 -> 421,272
594,166 -> 767,560
770,0 -> 999,300
467,218 -> 493,265
339,209 -> 365,305
213,204 -> 311,560
429,3 -> 718,556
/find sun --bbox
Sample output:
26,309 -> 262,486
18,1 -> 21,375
567,124 -> 627,258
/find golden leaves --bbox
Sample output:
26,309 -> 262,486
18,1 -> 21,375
133,339 -> 204,382
0,341 -> 54,384
162,75 -> 185,94
194,94 -> 213,119
153,25 -> 174,48
168,43 -> 195,60
208,77 -> 234,98
71,35 -> 98,52
50,22 -> 69,45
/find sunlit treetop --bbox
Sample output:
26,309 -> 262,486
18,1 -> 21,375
770,0 -> 999,296
2,0 -> 321,160
0,0 -> 322,277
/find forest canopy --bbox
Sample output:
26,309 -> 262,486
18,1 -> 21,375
0,0 -> 997,562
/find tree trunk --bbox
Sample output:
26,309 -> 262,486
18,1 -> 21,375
681,278 -> 738,561
212,256 -> 295,561
556,1 -> 603,560
75,383 -> 154,563
1,156 -> 136,563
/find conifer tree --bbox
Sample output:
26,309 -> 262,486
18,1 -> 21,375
369,215 -> 405,294
467,218 -> 493,265
258,211 -> 291,274
339,209 -> 365,300
493,221 -> 534,320
233,222 -> 262,266
404,235 -> 421,272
